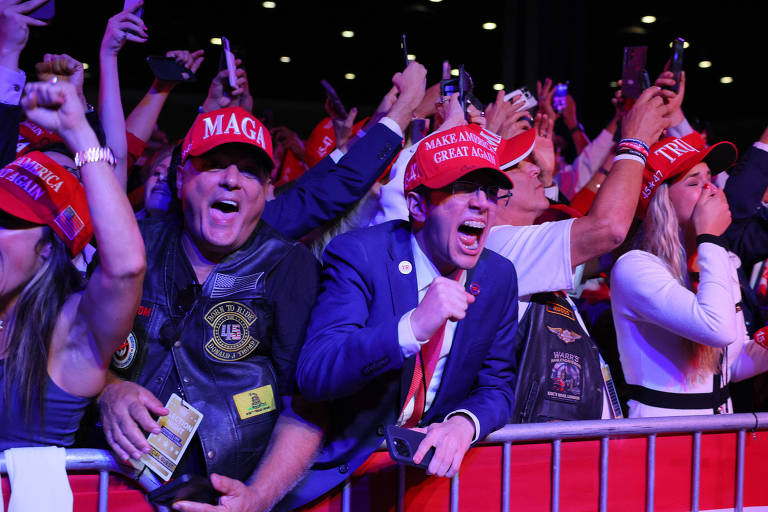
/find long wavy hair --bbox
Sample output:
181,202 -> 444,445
636,183 -> 722,377
2,227 -> 84,423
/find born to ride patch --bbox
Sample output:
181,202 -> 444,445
112,331 -> 138,369
204,301 -> 259,361
232,385 -> 276,420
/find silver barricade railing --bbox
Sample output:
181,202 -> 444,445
0,448 -> 164,512
350,412 -> 768,512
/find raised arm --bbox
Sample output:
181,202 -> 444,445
23,80 -> 145,391
98,4 -> 147,188
569,86 -> 673,268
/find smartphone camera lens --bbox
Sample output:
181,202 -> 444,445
393,438 -> 411,457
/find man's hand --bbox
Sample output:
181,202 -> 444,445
412,414 -> 475,478
531,112 -> 556,186
500,108 -> 534,140
332,106 -> 358,152
172,474 -> 262,512
154,49 -> 205,92
98,379 -> 169,461
35,53 -> 86,108
202,58 -> 253,112
409,276 -> 475,341
620,86 -> 674,146
562,94 -> 579,131
0,0 -> 48,69
100,4 -> 147,57
692,183 -> 732,237
654,69 -> 686,126
536,78 -> 560,122
386,60 -> 427,132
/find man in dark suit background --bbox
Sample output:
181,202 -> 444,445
282,123 -> 525,509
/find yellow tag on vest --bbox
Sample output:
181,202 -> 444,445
233,385 -> 276,420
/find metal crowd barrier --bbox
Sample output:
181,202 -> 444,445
0,448 -> 163,512
2,413 -> 766,511
334,412 -> 768,512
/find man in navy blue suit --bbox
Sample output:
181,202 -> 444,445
283,123 -> 522,508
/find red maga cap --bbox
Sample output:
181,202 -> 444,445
403,124 -> 512,194
0,151 -> 92,255
638,131 -> 738,216
498,127 -> 536,170
16,120 -> 63,157
181,106 -> 274,168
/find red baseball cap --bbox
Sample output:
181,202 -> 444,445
16,120 -> 63,157
181,106 -> 274,169
498,127 -> 537,171
404,124 -> 512,193
304,116 -> 368,168
0,151 -> 92,255
638,131 -> 738,215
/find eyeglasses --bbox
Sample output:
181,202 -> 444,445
447,180 -> 512,206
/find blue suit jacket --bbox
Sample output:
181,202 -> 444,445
281,220 -> 519,508
263,122 -> 401,241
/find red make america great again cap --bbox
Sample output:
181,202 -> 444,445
0,151 -> 92,255
181,106 -> 274,168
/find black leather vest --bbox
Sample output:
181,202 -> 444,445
511,292 -> 603,423
112,218 -> 298,481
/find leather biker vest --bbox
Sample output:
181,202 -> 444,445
511,292 -> 603,423
112,218 -> 298,481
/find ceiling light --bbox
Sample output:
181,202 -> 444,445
429,0 -> 442,3
492,83 -> 504,91
82,63 -> 90,70
210,37 -> 222,45
640,15 -> 656,24
341,30 -> 354,38
698,60 -> 712,69
262,1 -> 276,7
407,54 -> 416,61
279,56 -> 290,63
669,41 -> 690,49
720,76 -> 734,84
450,68 -> 459,77
608,81 -> 619,88
482,22 -> 497,30
345,73 -> 356,80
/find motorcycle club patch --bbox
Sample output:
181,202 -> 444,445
546,325 -> 582,344
204,301 -> 259,361
547,351 -> 582,403
112,332 -> 138,369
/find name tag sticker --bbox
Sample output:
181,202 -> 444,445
140,393 -> 204,481
233,385 -> 276,420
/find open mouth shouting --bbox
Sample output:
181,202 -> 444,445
457,219 -> 487,252
210,198 -> 240,223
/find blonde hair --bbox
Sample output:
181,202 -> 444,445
639,184 -> 722,376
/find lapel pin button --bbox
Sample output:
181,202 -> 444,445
398,261 -> 413,275
469,282 -> 480,295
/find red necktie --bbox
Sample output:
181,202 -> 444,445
401,270 -> 464,428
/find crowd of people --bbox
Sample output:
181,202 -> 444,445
2,1 -> 768,510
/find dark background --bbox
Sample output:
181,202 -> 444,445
21,1 -> 768,153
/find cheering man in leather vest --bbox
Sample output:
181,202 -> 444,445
485,86 -> 675,422
95,106 -> 323,511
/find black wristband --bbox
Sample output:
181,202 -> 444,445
696,234 -> 729,249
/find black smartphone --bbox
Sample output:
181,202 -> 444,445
28,0 -> 54,20
640,69 -> 651,91
409,118 -> 427,144
148,474 -> 221,507
401,33 -> 409,69
440,77 -> 460,98
385,425 -> 435,469
146,56 -> 197,83
320,79 -> 348,119
670,38 -> 685,93
621,46 -> 648,103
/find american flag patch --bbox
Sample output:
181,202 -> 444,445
211,272 -> 263,298
54,206 -> 85,241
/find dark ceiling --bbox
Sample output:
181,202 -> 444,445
20,1 -> 768,151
